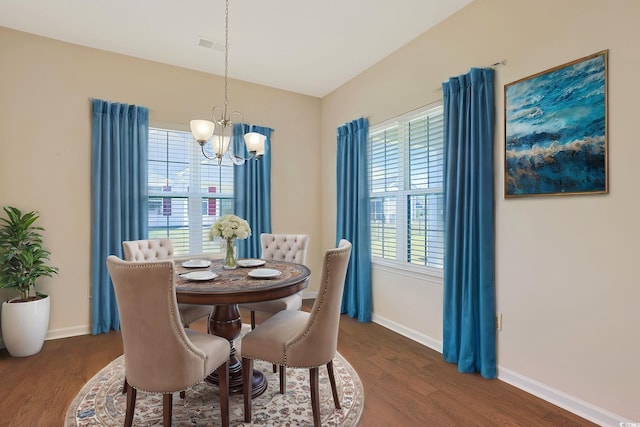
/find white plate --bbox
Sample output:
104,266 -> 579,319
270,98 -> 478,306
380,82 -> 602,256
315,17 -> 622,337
180,271 -> 217,281
237,259 -> 266,268
248,268 -> 281,279
181,259 -> 211,268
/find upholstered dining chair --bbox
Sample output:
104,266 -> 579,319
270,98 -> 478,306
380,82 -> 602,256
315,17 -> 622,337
241,240 -> 352,427
239,233 -> 310,329
122,239 -> 215,329
106,256 -> 230,427
121,239 -> 216,395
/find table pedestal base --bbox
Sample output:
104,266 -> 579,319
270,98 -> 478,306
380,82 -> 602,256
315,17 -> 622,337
208,304 -> 267,397
205,357 -> 267,397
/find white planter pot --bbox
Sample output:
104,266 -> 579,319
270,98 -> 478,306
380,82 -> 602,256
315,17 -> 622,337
1,294 -> 50,357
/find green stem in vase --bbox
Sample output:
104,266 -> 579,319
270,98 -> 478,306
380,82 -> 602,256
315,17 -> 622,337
224,238 -> 237,269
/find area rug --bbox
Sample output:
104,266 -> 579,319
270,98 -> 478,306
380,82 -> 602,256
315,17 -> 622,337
64,330 -> 364,426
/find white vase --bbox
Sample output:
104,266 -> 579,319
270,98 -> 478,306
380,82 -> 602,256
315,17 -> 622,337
1,294 -> 50,357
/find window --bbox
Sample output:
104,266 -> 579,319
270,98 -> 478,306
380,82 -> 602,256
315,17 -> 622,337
369,104 -> 444,273
148,127 -> 234,256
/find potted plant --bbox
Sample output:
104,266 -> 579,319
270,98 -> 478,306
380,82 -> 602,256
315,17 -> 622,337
0,206 -> 58,357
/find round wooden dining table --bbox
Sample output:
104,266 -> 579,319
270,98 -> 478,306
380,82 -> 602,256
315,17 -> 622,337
175,259 -> 310,397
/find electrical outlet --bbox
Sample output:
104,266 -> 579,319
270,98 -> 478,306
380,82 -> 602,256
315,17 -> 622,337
496,313 -> 503,331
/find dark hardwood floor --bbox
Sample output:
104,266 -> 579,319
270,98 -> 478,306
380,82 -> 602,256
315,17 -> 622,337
0,301 -> 596,426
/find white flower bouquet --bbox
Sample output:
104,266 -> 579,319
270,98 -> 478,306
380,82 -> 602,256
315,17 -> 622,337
209,214 -> 251,241
210,215 -> 251,269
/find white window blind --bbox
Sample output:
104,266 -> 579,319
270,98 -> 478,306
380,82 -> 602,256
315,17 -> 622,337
369,103 -> 444,271
148,127 -> 234,256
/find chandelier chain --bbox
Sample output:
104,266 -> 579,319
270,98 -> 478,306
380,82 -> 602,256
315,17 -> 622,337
190,0 -> 264,165
223,0 -> 229,117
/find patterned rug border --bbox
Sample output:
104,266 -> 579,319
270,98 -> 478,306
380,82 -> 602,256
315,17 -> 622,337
64,336 -> 364,426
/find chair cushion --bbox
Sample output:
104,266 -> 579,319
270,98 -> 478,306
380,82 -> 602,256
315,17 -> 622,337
241,310 -> 309,366
240,293 -> 302,314
178,303 -> 214,325
185,329 -> 230,376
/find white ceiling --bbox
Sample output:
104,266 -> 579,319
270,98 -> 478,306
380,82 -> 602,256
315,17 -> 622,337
0,0 -> 473,97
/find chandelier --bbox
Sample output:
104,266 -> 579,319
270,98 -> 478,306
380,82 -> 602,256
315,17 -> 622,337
190,0 -> 266,165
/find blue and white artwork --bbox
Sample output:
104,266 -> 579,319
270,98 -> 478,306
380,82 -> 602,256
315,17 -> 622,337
504,51 -> 608,197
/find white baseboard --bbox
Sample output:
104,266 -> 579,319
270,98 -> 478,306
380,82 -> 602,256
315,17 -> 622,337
371,312 -> 443,353
1,325 -> 89,353
370,313 -> 628,427
45,324 -> 92,341
498,367 -> 631,427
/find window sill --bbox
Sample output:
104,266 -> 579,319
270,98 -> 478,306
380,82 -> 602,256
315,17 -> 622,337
371,259 -> 443,285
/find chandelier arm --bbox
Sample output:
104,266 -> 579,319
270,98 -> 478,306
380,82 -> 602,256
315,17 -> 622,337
198,142 -> 222,163
212,105 -> 225,125
229,110 -> 245,124
228,139 -> 255,163
228,148 -> 256,163
226,111 -> 256,163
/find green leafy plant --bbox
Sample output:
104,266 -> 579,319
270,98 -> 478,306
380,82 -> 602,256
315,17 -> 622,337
0,206 -> 58,301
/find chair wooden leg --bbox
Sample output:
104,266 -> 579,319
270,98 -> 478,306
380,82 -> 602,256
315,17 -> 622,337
217,361 -> 230,427
273,363 -> 278,373
124,384 -> 137,427
326,360 -> 341,409
163,393 -> 173,426
242,357 -> 253,422
250,311 -> 256,329
279,365 -> 287,394
309,367 -> 321,427
179,390 -> 186,399
122,377 -> 128,394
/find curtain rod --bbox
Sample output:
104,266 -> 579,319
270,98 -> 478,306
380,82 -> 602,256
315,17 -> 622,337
88,98 -> 122,102
434,59 -> 507,92
487,59 -> 507,68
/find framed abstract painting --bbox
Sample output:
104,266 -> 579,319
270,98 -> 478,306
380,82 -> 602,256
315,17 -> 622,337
504,50 -> 608,197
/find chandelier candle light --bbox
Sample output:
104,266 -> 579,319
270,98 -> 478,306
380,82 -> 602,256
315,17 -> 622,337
210,214 -> 251,269
190,0 -> 266,165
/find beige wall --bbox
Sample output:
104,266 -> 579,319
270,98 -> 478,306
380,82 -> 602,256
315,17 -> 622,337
0,27 -> 323,338
321,0 -> 639,423
2,0 -> 639,423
